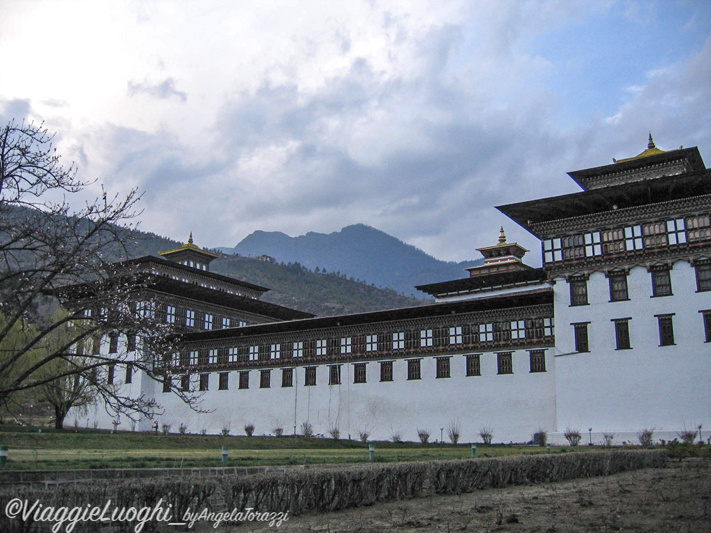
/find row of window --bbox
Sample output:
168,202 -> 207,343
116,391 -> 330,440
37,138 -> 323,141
154,303 -> 247,331
106,363 -> 133,385
568,262 -> 710,306
166,318 -> 554,369
165,350 -> 548,392
572,310 -> 711,352
543,214 -> 711,265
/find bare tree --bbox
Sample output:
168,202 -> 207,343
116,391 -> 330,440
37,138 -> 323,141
0,119 -> 195,424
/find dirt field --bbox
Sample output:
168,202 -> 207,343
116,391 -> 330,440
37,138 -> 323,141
239,458 -> 710,532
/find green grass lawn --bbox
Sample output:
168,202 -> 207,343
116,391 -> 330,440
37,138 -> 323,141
0,425 -> 582,471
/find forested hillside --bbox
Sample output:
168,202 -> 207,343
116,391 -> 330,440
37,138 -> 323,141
132,231 -> 425,316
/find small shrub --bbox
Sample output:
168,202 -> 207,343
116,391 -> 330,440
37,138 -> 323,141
328,426 -> 340,440
533,430 -> 547,447
667,441 -> 711,458
602,432 -> 615,447
301,422 -> 313,437
273,427 -> 284,437
161,424 -> 171,435
479,427 -> 493,445
243,424 -> 254,437
417,429 -> 430,444
391,431 -> 403,443
200,428 -> 207,436
447,421 -> 461,445
564,428 -> 582,446
358,430 -> 370,443
222,426 -> 231,436
677,429 -> 698,445
178,423 -> 188,435
638,428 -> 654,447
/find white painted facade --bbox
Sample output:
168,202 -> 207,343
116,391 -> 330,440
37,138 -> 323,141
84,345 -> 556,444
552,262 -> 710,444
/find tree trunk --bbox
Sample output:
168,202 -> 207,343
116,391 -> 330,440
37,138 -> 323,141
54,404 -> 67,430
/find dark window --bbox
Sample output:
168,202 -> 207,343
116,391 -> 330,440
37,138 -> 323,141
407,359 -> 421,380
658,315 -> 675,346
91,336 -> 101,355
569,277 -> 588,306
238,371 -> 249,389
218,372 -> 229,390
497,352 -> 513,374
109,334 -> 119,354
651,269 -> 672,297
329,365 -> 341,385
353,363 -> 366,384
614,319 -> 631,350
696,264 -> 711,292
465,354 -> 481,376
305,366 -> 316,386
380,361 -> 393,382
181,375 -> 190,392
493,321 -> 511,342
702,312 -> 711,343
281,368 -> 293,388
260,369 -> 271,388
199,373 -> 209,391
608,272 -> 629,301
435,357 -> 450,379
125,363 -> 133,384
107,364 -> 115,385
529,350 -> 546,372
574,323 -> 589,353
127,333 -> 136,352
162,376 -> 171,393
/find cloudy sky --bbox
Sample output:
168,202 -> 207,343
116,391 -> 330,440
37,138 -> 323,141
1,0 -> 710,263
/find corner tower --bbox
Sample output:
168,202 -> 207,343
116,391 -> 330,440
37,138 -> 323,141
498,137 -> 711,443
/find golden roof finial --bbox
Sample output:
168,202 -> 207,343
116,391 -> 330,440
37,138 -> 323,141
188,232 -> 194,245
498,226 -> 507,244
648,132 -> 655,149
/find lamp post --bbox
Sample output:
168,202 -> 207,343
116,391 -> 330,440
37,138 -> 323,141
440,427 -> 444,443
588,428 -> 593,446
699,424 -> 703,444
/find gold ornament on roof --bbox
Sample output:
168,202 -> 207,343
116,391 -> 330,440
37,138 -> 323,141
613,132 -> 666,163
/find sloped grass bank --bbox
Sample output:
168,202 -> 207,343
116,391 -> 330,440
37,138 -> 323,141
0,450 -> 667,532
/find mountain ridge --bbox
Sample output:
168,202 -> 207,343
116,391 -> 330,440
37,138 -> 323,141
223,224 -> 480,298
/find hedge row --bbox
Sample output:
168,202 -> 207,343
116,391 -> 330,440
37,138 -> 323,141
0,450 -> 667,532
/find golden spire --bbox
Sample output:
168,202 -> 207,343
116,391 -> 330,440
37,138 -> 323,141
188,232 -> 194,245
614,133 -> 666,163
498,226 -> 507,244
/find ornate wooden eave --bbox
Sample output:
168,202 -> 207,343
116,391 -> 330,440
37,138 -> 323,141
568,146 -> 704,190
530,193 -> 711,238
417,268 -> 548,297
498,171 -> 711,237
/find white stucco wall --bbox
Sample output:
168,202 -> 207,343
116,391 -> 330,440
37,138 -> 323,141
82,348 -> 556,444
552,260 -> 711,443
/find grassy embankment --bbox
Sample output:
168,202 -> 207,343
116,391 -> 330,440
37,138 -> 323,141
0,425 -> 581,471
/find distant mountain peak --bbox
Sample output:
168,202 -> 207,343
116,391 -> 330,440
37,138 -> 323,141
230,224 -> 480,298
